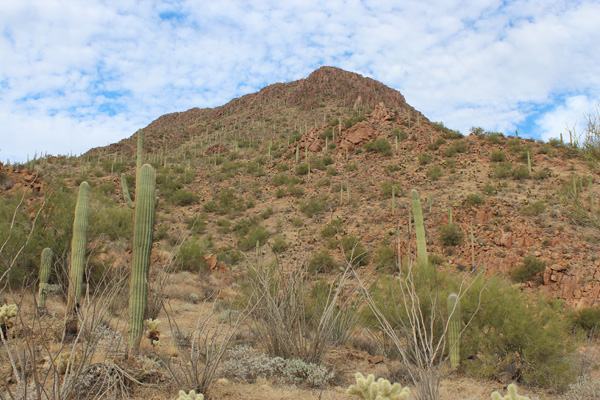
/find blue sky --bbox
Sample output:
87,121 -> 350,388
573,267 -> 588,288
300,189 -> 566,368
1,0 -> 599,163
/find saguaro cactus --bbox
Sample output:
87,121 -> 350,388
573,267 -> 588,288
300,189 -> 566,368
127,164 -> 157,351
38,247 -> 53,309
67,181 -> 90,313
411,189 -> 428,268
447,293 -> 461,369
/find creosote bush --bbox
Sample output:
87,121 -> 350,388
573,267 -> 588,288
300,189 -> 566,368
510,254 -> 546,283
365,138 -> 392,156
439,223 -> 465,246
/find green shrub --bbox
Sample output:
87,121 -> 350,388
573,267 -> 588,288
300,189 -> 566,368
490,150 -> 507,162
238,225 -> 270,251
418,153 -> 432,165
426,165 -> 442,180
270,235 -> 288,253
511,165 -> 531,180
309,249 -> 338,273
298,196 -> 329,218
521,200 -> 546,216
187,214 -> 206,235
392,127 -> 408,141
344,114 -> 367,128
345,163 -> 358,171
175,236 -> 213,273
465,193 -> 484,206
321,219 -> 344,238
364,139 -> 392,156
574,307 -> 600,331
320,128 -> 334,140
295,163 -> 309,175
169,189 -> 198,206
380,182 -> 402,198
326,166 -> 338,176
372,246 -> 396,270
482,182 -> 496,195
511,255 -> 546,283
493,162 -> 513,179
533,169 -> 550,180
341,236 -> 369,266
439,223 -> 464,246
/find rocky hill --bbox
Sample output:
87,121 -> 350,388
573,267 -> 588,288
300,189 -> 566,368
71,67 -> 600,306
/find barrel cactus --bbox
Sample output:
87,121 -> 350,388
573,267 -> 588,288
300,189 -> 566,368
67,181 -> 90,313
38,247 -> 53,309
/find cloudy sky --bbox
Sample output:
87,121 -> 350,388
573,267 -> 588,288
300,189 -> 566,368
1,0 -> 599,163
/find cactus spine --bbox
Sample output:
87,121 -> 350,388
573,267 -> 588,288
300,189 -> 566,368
38,247 -> 53,309
128,164 -> 157,351
67,181 -> 90,313
411,189 -> 428,267
447,293 -> 461,369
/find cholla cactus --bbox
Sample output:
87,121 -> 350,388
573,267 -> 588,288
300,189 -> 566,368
0,304 -> 18,330
347,372 -> 410,400
177,390 -> 204,400
491,384 -> 531,400
144,318 -> 161,346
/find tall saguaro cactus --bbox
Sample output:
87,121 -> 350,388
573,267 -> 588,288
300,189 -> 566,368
67,181 -> 90,313
126,164 -> 157,351
411,189 -> 428,268
38,248 -> 53,309
447,293 -> 461,369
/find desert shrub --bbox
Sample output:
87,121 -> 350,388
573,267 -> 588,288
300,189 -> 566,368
574,307 -> 600,331
169,189 -> 198,206
533,169 -> 550,180
237,225 -> 270,251
326,166 -> 338,176
511,255 -> 546,283
203,188 -> 247,217
418,153 -> 432,165
321,219 -> 344,238
482,182 -> 496,195
345,163 -> 358,171
372,246 -> 396,270
186,215 -> 206,235
344,114 -> 367,128
319,128 -> 334,140
392,127 -> 408,141
270,236 -> 288,253
511,165 -> 531,180
342,236 -> 369,266
490,149 -> 507,162
427,142 -> 439,151
365,139 -> 392,156
439,223 -> 464,246
380,182 -> 402,198
461,276 -> 574,387
295,163 -> 309,175
521,200 -> 546,216
465,193 -> 484,206
175,236 -> 213,273
298,196 -> 329,218
91,204 -> 132,241
287,184 -> 305,197
308,249 -> 338,273
493,162 -> 513,179
426,165 -> 442,180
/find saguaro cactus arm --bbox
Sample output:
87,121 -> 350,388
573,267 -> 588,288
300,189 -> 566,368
121,173 -> 135,209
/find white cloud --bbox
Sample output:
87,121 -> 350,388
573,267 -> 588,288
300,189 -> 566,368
536,96 -> 599,142
1,0 -> 599,162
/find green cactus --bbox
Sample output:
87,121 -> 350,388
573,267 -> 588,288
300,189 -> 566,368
128,164 -> 157,351
447,292 -> 461,369
347,373 -> 410,400
38,247 -> 53,309
67,181 -> 90,313
491,384 -> 531,400
411,189 -> 428,268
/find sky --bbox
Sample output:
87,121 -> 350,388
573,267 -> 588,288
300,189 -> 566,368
1,0 -> 599,164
